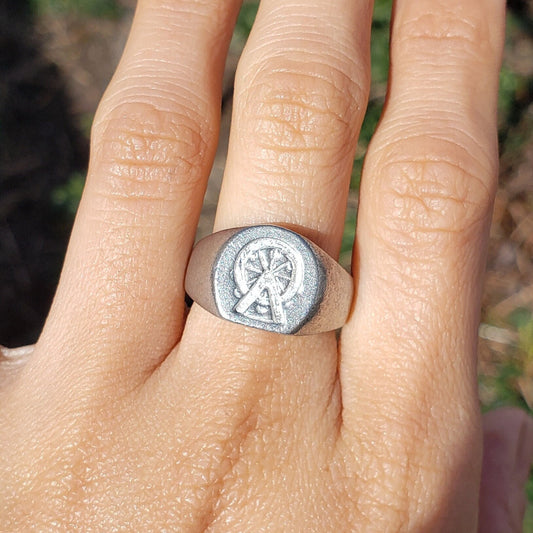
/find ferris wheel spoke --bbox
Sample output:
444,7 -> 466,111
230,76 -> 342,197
233,240 -> 301,326
271,260 -> 291,275
246,264 -> 263,275
258,249 -> 270,271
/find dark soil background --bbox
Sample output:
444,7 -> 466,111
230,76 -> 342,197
1,0 -> 87,344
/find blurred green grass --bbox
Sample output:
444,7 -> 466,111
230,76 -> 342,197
30,0 -> 123,18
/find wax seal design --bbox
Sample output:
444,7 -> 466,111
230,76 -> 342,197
233,238 -> 304,325
186,224 -> 353,335
211,225 -> 326,334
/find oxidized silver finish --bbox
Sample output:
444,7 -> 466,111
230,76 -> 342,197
213,226 -> 325,334
185,224 -> 353,335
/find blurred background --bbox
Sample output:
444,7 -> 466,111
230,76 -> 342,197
0,0 -> 532,526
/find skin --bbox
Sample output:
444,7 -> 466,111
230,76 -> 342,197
1,0 -> 532,531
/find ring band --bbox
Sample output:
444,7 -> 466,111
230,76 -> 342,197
185,225 -> 353,335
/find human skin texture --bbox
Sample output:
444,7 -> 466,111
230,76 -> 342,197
1,0 -> 533,531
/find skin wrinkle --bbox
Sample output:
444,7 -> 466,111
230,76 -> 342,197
252,36 -> 358,71
119,57 -> 210,81
386,99 -> 499,152
201,411 -> 262,529
142,0 -> 233,24
93,104 -> 210,179
396,10 -> 492,49
206,411 -> 287,527
246,147 -> 350,182
369,126 -> 496,175
137,2 -> 237,57
252,114 -> 353,156
388,88 -> 498,141
238,186 -> 343,241
91,185 -> 194,204
395,28 -> 492,62
257,5 -> 360,31
394,58 -> 490,82
366,151 -> 494,241
249,40 -> 365,88
372,126 -> 496,175
253,92 -> 353,131
380,103 -> 494,137
237,169 -> 348,219
101,77 -> 213,115
239,62 -> 365,117
94,165 -> 198,200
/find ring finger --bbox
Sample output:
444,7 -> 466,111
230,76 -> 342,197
182,0 -> 373,365
166,2 -> 373,522
179,0 -> 373,428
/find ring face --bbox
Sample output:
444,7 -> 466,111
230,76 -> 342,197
212,226 -> 325,334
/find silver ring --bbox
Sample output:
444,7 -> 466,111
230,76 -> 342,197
185,225 -> 353,335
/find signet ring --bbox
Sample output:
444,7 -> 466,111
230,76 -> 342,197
185,225 -> 353,335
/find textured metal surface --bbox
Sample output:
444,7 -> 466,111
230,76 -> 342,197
185,225 -> 353,335
212,226 -> 325,334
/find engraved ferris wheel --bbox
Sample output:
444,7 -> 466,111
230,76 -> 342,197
233,237 -> 304,325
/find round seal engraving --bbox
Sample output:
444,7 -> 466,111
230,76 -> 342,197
212,225 -> 324,334
233,237 -> 304,325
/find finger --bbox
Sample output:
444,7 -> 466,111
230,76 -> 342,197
0,345 -> 33,387
33,0 -> 241,383
479,408 -> 533,533
162,0 -> 373,519
184,0 -> 372,352
183,0 -> 372,366
179,0 -> 372,425
214,0 -> 372,255
340,0 -> 506,528
180,0 -> 372,410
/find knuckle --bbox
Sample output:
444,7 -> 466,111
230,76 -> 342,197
369,139 -> 495,255
236,57 -> 367,173
91,101 -> 214,200
396,6 -> 496,60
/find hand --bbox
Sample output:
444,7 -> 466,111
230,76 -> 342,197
1,0 -> 532,531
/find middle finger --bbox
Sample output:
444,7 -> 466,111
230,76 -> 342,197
183,0 -> 373,370
179,0 -> 373,426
